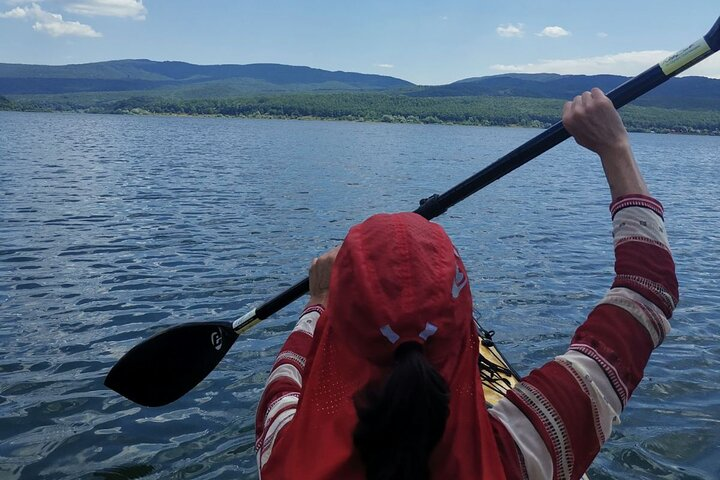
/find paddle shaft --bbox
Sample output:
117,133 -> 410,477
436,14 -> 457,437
233,17 -> 720,335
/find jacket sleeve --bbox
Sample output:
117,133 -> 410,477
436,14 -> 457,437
255,305 -> 324,472
489,194 -> 679,480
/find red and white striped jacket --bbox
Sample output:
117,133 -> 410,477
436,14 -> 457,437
255,194 -> 678,480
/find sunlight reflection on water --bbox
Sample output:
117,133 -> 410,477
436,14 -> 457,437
1,112 -> 719,479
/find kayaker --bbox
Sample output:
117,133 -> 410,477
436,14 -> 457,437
255,87 -> 679,479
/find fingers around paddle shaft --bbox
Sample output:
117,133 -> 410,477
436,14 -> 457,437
105,322 -> 238,407
308,246 -> 340,308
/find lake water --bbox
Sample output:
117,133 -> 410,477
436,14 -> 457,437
1,111 -> 719,479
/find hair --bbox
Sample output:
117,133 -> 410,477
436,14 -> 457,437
352,342 -> 450,480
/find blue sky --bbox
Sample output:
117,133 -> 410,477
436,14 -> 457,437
1,1 -> 719,85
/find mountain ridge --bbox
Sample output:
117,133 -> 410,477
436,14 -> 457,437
2,59 -> 719,110
0,59 -> 720,120
412,73 -> 720,110
0,60 -> 414,95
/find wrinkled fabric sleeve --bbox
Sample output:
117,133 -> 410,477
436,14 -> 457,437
255,305 -> 324,473
490,194 -> 679,480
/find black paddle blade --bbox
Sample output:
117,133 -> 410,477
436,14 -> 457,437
105,322 -> 239,407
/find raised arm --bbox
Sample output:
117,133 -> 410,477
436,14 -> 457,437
489,89 -> 679,480
255,247 -> 338,471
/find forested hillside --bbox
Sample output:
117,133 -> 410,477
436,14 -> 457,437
2,60 -> 719,134
5,92 -> 714,135
0,60 -> 413,95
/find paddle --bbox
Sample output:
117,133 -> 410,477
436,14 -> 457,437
106,17 -> 720,407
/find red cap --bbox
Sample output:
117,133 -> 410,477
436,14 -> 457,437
328,212 -> 473,367
260,213 -> 506,479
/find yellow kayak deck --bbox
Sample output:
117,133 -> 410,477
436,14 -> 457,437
478,331 -> 519,407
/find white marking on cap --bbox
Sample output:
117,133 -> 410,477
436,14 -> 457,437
419,322 -> 438,340
452,263 -> 468,298
379,325 -> 400,344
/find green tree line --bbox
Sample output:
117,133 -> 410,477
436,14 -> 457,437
2,92 -> 719,135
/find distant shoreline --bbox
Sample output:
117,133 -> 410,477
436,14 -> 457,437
2,92 -> 719,136
3,106 -> 718,136
110,110 -> 720,136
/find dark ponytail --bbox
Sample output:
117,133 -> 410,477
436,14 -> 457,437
353,342 -> 450,480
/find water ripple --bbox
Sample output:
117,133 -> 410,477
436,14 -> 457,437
1,112 -> 719,479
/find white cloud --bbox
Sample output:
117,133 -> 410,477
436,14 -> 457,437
597,32 -> 608,38
375,64 -> 394,69
2,1 -> 147,20
0,3 -> 101,37
0,6 -> 27,18
537,26 -> 571,38
33,16 -> 100,36
490,50 -> 720,79
65,0 -> 146,20
496,23 -> 524,38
